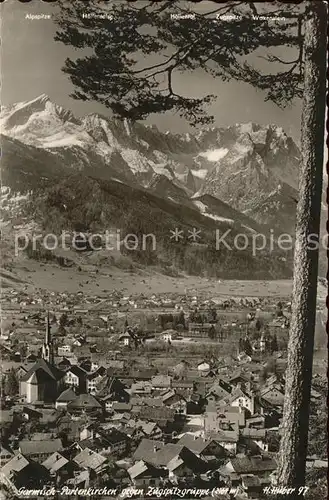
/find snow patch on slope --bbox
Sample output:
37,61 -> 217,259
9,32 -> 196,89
191,169 -> 208,179
42,132 -> 86,148
123,118 -> 131,137
198,148 -> 229,162
193,200 -> 234,224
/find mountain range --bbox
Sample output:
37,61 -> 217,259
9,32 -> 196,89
0,94 -> 325,278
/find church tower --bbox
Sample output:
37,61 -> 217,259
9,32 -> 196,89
42,312 -> 54,365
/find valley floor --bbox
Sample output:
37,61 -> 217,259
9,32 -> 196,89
8,260 -> 302,297
9,261 -> 327,304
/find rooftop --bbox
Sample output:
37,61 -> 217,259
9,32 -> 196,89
73,448 -> 107,471
21,359 -> 65,383
19,438 -> 62,456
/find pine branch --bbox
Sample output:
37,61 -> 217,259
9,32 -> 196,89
54,0 -> 307,123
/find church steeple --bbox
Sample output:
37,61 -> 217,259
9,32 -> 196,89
46,311 -> 51,344
42,311 -> 54,365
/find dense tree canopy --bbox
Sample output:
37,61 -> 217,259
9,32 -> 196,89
55,1 -> 304,125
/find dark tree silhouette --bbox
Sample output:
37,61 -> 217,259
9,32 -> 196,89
271,334 -> 279,353
59,312 -> 68,327
208,325 -> 216,340
255,319 -> 262,332
55,1 -> 304,126
4,369 -> 19,397
276,301 -> 284,317
209,308 -> 217,323
178,310 -> 185,329
243,337 -> 253,356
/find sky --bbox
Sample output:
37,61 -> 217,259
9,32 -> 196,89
1,1 -> 304,143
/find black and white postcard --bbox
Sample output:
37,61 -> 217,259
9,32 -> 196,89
0,2 -> 327,499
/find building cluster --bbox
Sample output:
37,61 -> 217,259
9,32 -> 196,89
2,287 -> 292,319
2,312 -> 322,499
0,289 -> 324,500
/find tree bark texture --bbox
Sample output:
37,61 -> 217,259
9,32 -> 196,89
277,1 -> 327,497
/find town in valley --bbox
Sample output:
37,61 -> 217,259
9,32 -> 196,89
0,277 -> 326,499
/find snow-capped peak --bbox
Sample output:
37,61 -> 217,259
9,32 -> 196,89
29,93 -> 50,105
198,148 -> 229,162
1,95 -> 305,237
0,94 -> 79,137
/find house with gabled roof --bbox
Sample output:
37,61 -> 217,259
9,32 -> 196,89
162,390 -> 187,414
206,382 -> 232,403
42,451 -> 69,475
119,331 -> 133,347
18,438 -> 63,462
75,437 -> 104,453
130,396 -> 162,408
151,375 -> 172,390
216,405 -> 246,428
240,474 -> 263,497
20,359 -> 65,403
96,376 -> 129,404
57,357 -> 72,370
56,387 -> 77,409
0,453 -> 28,489
132,405 -> 175,426
228,371 -> 252,387
73,448 -> 108,473
245,414 -> 266,429
177,434 -> 228,460
260,385 -> 284,407
131,381 -> 153,396
135,420 -> 163,441
133,438 -> 207,479
171,379 -> 194,392
158,443 -> 208,479
0,453 -> 49,493
57,414 -> 86,443
64,365 -> 87,392
207,428 -> 239,454
67,393 -> 102,416
16,364 -> 34,380
0,445 -> 14,465
219,387 -> 255,415
21,406 -> 43,421
86,368 -> 106,395
98,428 -> 129,456
241,428 -> 268,452
127,460 -> 166,487
78,424 -> 129,456
119,424 -> 145,446
221,455 -> 277,479
133,439 -> 165,463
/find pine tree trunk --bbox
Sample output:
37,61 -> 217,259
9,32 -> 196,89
276,2 -> 327,497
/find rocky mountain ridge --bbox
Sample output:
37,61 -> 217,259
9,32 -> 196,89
1,95 -> 302,235
1,95 -> 327,277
